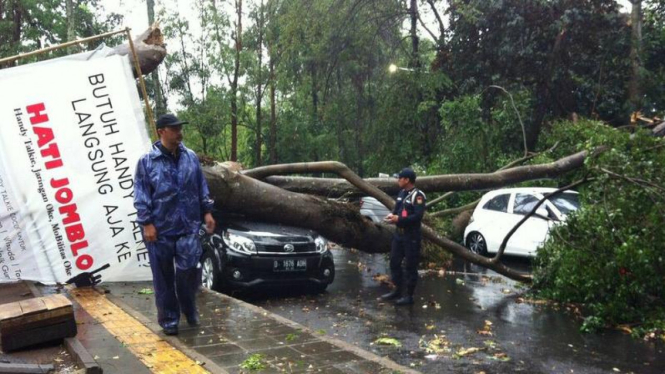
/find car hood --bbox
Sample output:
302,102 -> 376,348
218,219 -> 318,244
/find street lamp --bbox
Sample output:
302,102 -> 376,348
388,63 -> 417,73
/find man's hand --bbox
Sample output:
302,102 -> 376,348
143,223 -> 158,242
204,212 -> 216,234
384,213 -> 398,224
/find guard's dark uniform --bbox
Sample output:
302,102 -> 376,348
390,187 -> 426,298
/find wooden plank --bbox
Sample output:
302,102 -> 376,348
1,318 -> 77,352
0,301 -> 23,320
0,363 -> 54,374
17,298 -> 45,316
2,311 -> 74,334
41,294 -> 71,310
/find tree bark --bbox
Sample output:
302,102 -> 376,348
255,0 -> 265,166
66,0 -> 75,43
111,24 -> 166,77
146,0 -> 166,116
409,0 -> 420,69
269,48 -> 277,164
629,0 -> 643,111
231,0 -> 242,161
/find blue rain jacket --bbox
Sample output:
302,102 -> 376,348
134,141 -> 214,236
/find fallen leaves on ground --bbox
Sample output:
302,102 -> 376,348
138,288 -> 154,295
374,337 -> 402,347
372,273 -> 391,285
453,347 -> 484,359
477,320 -> 493,336
421,334 -> 451,355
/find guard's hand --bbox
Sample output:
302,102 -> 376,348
385,214 -> 398,224
204,213 -> 216,234
143,223 -> 158,242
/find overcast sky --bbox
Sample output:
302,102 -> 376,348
105,0 -> 634,40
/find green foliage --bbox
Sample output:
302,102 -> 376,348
533,120 -> 665,337
240,354 -> 267,371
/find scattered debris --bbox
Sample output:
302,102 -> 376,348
453,347 -> 484,359
138,288 -> 154,295
477,320 -> 493,336
374,337 -> 402,347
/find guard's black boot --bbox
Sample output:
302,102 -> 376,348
380,289 -> 400,301
395,295 -> 414,306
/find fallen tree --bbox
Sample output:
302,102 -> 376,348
203,149 -> 600,283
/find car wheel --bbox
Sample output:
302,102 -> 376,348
466,232 -> 488,256
201,251 -> 223,292
311,283 -> 328,294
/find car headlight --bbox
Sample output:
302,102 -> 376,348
315,236 -> 328,253
223,232 -> 256,255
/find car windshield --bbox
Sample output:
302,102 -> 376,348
547,193 -> 580,215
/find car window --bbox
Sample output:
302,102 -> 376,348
482,194 -> 510,212
513,193 -> 540,215
548,193 -> 580,215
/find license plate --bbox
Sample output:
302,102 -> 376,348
273,259 -> 307,272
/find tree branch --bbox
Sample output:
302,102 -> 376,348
256,149 -> 589,197
492,178 -> 591,263
489,85 -> 528,157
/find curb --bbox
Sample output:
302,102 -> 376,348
201,288 -> 421,374
103,289 -> 229,374
27,282 -> 102,374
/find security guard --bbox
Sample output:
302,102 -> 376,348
381,168 -> 426,305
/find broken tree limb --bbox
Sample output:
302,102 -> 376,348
257,150 -> 589,197
111,23 -> 166,76
216,161 -> 533,282
427,141 -> 559,208
492,178 -> 591,263
205,162 -> 395,254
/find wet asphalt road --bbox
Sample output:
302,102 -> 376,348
233,247 -> 665,374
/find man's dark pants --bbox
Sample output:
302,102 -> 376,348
146,233 -> 202,329
389,230 -> 421,296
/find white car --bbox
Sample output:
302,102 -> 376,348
464,187 -> 580,258
359,196 -> 392,223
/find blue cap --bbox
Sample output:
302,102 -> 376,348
156,113 -> 188,129
398,167 -> 416,182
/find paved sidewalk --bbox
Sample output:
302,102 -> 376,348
102,281 -> 418,374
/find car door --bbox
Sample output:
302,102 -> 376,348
477,193 -> 512,254
510,193 -> 552,256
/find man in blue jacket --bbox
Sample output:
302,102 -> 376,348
381,168 -> 426,306
134,113 -> 216,335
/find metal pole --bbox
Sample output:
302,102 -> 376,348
125,28 -> 158,140
0,29 -> 128,65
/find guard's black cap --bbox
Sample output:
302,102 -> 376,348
156,113 -> 189,129
398,167 -> 416,182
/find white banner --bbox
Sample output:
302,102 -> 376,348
0,55 -> 152,284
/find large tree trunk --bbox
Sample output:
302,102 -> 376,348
269,50 -> 277,164
231,0 -> 242,161
146,0 -> 166,116
629,0 -> 643,111
255,0 -> 265,167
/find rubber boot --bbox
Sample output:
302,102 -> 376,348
395,295 -> 414,306
380,289 -> 401,301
